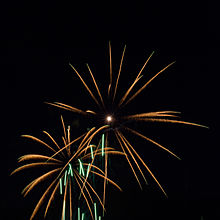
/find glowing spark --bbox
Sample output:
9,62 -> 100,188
106,116 -> 112,123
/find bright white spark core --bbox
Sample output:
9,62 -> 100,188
106,116 -> 112,122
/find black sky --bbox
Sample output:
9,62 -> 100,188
1,1 -> 218,220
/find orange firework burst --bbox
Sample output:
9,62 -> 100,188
11,116 -> 123,220
47,42 -> 208,197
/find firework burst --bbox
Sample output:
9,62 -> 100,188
47,42 -> 207,197
11,116 -> 123,220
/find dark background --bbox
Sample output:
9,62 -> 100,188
1,1 -> 218,220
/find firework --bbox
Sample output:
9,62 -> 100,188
11,116 -> 123,220
47,43 -> 207,197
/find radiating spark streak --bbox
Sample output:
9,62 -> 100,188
30,177 -> 58,220
94,202 -> 97,220
117,51 -> 155,107
78,127 -> 96,152
67,125 -> 71,156
135,51 -> 155,80
76,172 -> 95,205
113,45 -> 126,102
21,135 -> 57,153
124,126 -> 181,160
123,61 -> 176,107
46,102 -> 88,115
22,168 -> 61,197
62,136 -> 67,148
123,111 -> 181,119
119,134 -> 168,197
47,132 -> 87,162
137,118 -> 208,128
117,131 -> 148,185
68,164 -> 73,177
103,151 -> 108,214
77,125 -> 110,158
90,145 -> 94,159
73,171 -> 94,220
78,207 -> 80,220
64,170 -> 68,185
79,174 -> 106,212
90,170 -> 122,191
18,154 -> 62,163
69,178 -> 72,220
43,131 -> 66,157
44,180 -> 60,218
62,177 -> 68,220
78,159 -> 85,177
83,163 -> 105,176
86,63 -> 105,109
115,132 -> 142,189
86,110 -> 97,115
11,162 -> 59,175
101,134 -> 105,156
108,41 -> 112,97
78,139 -> 102,196
69,63 -> 101,108
61,115 -> 67,143
86,163 -> 91,178
118,75 -> 143,107
82,150 -> 125,160
60,178 -> 63,195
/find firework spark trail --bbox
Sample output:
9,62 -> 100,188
46,44 -> 207,197
11,117 -> 122,220
108,41 -> 113,97
112,45 -> 126,102
121,61 -> 176,108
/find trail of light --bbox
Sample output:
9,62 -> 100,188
86,64 -> 105,109
78,207 -> 80,220
101,134 -> 105,156
90,145 -> 94,159
69,178 -> 72,220
118,75 -> 143,107
64,170 -> 67,186
18,154 -> 62,163
22,168 -> 61,197
46,101 -> 87,115
46,132 -> 87,162
69,63 -> 101,108
120,133 -> 168,197
74,171 -> 94,220
94,203 -> 97,220
21,135 -> 57,153
68,163 -> 73,177
42,131 -> 65,156
108,41 -> 112,97
79,174 -> 106,212
118,131 -> 148,185
115,131 -> 142,189
124,126 -> 181,160
141,118 -> 208,128
123,61 -> 176,107
86,164 -> 91,178
78,159 -> 85,177
113,45 -> 126,102
59,178 -> 63,195
44,180 -> 60,218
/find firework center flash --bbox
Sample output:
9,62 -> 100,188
106,115 -> 113,123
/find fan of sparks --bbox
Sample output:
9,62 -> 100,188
11,116 -> 123,220
47,43 -> 207,197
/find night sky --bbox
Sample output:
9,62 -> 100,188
1,1 -> 218,220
